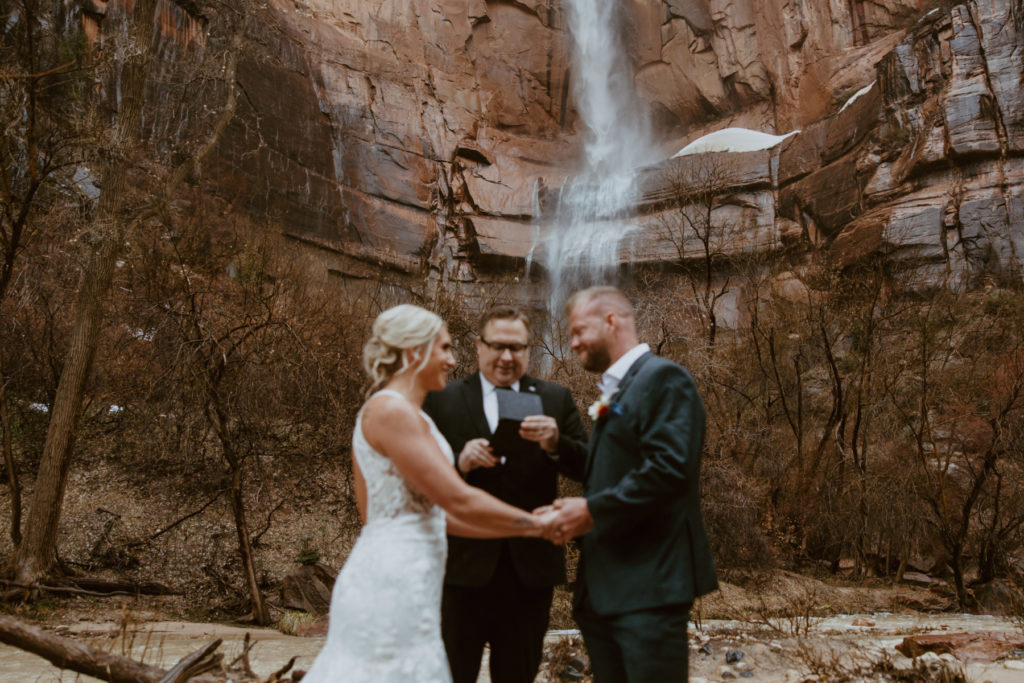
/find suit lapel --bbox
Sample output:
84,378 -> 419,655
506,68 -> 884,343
460,373 -> 492,436
584,352 -> 654,480
519,375 -> 542,402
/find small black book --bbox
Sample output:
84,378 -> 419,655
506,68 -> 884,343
491,388 -> 543,454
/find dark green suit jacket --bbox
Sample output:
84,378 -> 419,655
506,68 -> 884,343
579,352 -> 718,615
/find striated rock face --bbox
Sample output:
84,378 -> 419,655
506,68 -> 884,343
107,0 -> 1024,291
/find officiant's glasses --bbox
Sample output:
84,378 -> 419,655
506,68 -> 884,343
479,337 -> 528,354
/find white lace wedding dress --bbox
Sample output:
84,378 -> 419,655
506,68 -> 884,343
302,390 -> 453,682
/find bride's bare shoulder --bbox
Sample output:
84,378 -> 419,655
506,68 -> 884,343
362,392 -> 423,434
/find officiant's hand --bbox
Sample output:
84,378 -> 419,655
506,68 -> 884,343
457,438 -> 499,473
519,415 -> 559,453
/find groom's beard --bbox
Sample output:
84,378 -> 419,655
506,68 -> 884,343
581,343 -> 611,373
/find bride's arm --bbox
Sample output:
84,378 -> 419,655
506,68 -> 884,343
446,508 -> 559,538
446,514 -> 511,538
362,395 -> 545,538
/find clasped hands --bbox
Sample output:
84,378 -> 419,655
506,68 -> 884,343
531,497 -> 594,545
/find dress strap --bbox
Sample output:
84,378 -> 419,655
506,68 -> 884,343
368,389 -> 433,423
373,389 -> 406,400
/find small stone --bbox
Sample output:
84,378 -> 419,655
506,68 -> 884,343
559,664 -> 584,680
852,617 -> 875,626
567,654 -> 588,670
726,649 -> 744,663
740,672 -> 754,679
699,640 -> 713,655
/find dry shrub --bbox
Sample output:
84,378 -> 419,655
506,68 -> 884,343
717,578 -> 824,638
790,640 -> 966,682
278,610 -> 316,636
701,455 -> 775,572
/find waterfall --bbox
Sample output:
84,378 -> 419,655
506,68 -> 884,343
528,0 -> 656,308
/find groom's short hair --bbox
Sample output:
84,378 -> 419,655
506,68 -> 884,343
478,304 -> 532,338
566,286 -> 635,319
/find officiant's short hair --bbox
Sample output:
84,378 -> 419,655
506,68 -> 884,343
478,305 -> 531,338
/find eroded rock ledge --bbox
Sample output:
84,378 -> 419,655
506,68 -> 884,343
142,0 -> 1023,287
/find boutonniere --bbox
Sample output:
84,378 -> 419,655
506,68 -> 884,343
588,389 -> 619,422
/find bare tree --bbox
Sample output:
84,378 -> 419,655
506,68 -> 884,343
656,153 -> 748,347
8,0 -> 248,592
0,0 -> 92,550
882,285 -> 1024,607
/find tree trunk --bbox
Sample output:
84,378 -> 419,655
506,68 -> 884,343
11,0 -> 157,586
0,368 -> 21,547
230,467 -> 271,626
205,386 -> 270,626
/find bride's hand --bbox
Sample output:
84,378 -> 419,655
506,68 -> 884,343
526,509 -> 559,539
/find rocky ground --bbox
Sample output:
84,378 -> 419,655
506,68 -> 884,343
4,571 -> 1024,682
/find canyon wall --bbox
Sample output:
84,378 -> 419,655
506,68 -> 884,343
96,0 -> 1023,292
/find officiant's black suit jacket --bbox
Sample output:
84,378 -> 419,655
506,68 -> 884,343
579,352 -> 718,615
423,373 -> 587,587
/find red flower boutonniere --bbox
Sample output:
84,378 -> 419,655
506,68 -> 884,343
588,389 -> 618,422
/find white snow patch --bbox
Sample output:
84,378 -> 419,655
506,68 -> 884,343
126,326 -> 155,342
28,403 -> 49,413
673,128 -> 799,157
108,405 -> 124,415
72,166 -> 101,200
839,81 -> 876,114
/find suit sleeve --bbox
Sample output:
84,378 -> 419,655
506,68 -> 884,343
585,364 -> 703,536
551,387 -> 588,482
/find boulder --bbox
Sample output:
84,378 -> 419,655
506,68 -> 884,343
897,632 -> 1024,663
280,562 -> 337,616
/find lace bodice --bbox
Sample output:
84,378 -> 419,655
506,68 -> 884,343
301,390 -> 454,683
353,392 -> 452,534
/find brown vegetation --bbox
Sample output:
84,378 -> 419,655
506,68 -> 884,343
2,4 -> 1024,683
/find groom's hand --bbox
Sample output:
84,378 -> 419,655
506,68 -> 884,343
530,507 -> 560,539
546,497 -> 594,544
519,415 -> 559,453
458,438 -> 499,473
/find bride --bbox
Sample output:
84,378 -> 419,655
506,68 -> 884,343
302,304 -> 553,682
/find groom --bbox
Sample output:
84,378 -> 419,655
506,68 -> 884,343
544,286 -> 718,682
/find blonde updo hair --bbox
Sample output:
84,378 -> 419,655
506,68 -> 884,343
363,304 -> 445,395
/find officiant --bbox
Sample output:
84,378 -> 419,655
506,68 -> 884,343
423,305 -> 588,683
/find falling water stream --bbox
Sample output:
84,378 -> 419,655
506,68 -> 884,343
528,0 -> 657,308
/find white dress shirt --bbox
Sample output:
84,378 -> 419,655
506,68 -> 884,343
480,374 -> 520,433
598,343 -> 650,396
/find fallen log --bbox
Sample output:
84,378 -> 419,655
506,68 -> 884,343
0,613 -> 167,682
158,638 -> 223,683
0,614 -> 225,682
0,577 -> 176,599
69,577 -> 175,595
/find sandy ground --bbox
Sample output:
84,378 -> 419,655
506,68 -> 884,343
3,613 -> 1024,682
4,575 -> 1024,681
